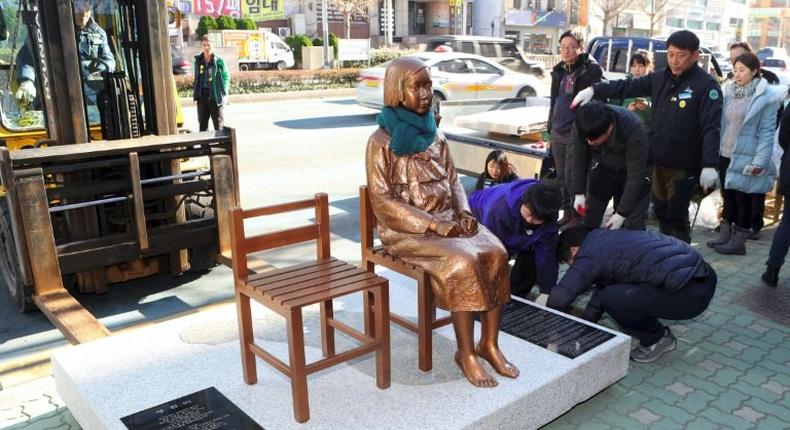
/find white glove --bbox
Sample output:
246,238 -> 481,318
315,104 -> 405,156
700,167 -> 720,192
574,194 -> 586,213
605,213 -> 626,230
15,80 -> 36,104
742,165 -> 765,176
571,87 -> 594,109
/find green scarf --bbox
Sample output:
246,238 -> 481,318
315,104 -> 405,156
377,106 -> 437,156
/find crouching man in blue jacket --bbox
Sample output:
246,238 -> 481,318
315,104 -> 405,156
547,226 -> 717,363
469,179 -> 562,304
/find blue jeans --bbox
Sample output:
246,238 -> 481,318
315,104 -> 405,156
767,202 -> 790,269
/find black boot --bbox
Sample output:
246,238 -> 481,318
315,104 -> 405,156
761,266 -> 779,287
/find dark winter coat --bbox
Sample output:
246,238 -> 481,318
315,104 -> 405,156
547,229 -> 708,312
570,104 -> 649,217
778,101 -> 790,196
469,179 -> 559,290
592,64 -> 722,172
548,53 -> 604,134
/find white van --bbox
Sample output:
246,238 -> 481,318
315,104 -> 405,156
219,30 -> 295,71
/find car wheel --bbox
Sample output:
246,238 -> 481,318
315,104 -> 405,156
517,87 -> 537,98
276,61 -> 287,70
431,92 -> 445,114
239,63 -> 250,72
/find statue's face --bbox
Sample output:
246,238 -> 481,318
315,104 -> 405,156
401,68 -> 432,115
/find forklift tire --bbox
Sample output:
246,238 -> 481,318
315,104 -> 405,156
186,197 -> 217,272
0,200 -> 35,312
276,61 -> 287,70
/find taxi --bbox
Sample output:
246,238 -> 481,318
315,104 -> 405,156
357,52 -> 545,110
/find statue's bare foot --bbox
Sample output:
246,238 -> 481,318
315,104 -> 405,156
454,352 -> 498,388
476,343 -> 519,379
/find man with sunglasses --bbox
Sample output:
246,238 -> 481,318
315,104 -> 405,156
547,30 -> 604,227
569,101 -> 651,230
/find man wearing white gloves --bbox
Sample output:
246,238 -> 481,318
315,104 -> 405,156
569,101 -> 651,230
572,30 -> 722,243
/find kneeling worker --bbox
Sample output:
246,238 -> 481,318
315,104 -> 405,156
548,226 -> 717,362
470,179 -> 562,303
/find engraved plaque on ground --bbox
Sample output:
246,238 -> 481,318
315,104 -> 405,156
121,387 -> 263,430
499,300 -> 615,359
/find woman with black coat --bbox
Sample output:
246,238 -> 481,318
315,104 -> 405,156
762,92 -> 790,286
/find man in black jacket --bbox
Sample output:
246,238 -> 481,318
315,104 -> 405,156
548,30 -> 604,225
569,101 -> 650,230
572,30 -> 723,243
548,226 -> 717,363
763,94 -> 790,286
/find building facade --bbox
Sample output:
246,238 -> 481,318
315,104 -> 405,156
747,0 -> 790,52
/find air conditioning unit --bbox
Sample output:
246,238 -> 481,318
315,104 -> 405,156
278,27 -> 291,37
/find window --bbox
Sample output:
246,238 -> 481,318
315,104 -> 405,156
501,42 -> 518,57
437,59 -> 471,74
610,48 -> 629,73
706,22 -> 719,31
666,17 -> 683,27
763,59 -> 786,68
480,43 -> 498,58
460,42 -> 476,54
687,20 -> 702,30
469,59 -> 501,74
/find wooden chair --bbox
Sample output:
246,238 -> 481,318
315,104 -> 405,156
359,186 -> 452,372
230,193 -> 390,423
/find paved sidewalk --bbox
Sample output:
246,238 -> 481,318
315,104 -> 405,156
1,224 -> 788,430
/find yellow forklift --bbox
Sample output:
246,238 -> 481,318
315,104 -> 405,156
0,0 -> 239,343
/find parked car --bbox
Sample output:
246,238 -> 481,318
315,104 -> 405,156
171,46 -> 190,75
357,52 -> 546,111
426,36 -> 545,78
586,36 -> 724,80
762,58 -> 790,87
756,46 -> 789,62
713,51 -> 732,74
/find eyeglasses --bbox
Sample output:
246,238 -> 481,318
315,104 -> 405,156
559,44 -> 579,52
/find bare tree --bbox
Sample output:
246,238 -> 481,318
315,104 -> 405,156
593,0 -> 636,36
641,0 -> 677,37
330,0 -> 373,39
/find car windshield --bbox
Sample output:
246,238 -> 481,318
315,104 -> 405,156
764,59 -> 785,67
375,56 -> 431,68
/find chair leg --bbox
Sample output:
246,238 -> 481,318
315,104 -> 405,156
286,308 -> 310,423
416,273 -> 432,372
363,290 -> 376,338
373,283 -> 391,389
235,290 -> 257,384
319,300 -> 335,358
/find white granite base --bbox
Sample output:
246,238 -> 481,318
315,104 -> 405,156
52,269 -> 630,430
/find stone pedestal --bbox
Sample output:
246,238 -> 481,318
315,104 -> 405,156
52,270 -> 629,430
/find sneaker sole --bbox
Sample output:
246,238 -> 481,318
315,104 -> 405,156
630,339 -> 677,363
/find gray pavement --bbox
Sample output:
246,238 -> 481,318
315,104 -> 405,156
1,96 -> 788,429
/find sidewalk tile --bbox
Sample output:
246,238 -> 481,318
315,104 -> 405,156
732,406 -> 765,424
701,406 -> 753,430
644,398 -> 694,424
708,389 -> 749,414
684,416 -> 729,430
743,396 -> 790,418
676,389 -> 716,414
760,379 -> 788,396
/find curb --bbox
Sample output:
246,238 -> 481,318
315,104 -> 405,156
179,88 -> 356,106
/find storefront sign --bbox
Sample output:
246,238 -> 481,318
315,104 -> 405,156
504,9 -> 567,27
339,39 -> 371,61
242,0 -> 286,21
192,0 -> 242,17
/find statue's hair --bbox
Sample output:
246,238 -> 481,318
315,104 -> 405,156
383,57 -> 428,107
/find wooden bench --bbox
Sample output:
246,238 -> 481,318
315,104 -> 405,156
230,193 -> 390,423
359,186 -> 453,372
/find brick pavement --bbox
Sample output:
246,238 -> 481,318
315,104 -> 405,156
1,226 -> 788,430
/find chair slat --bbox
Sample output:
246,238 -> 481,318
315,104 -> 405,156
248,258 -> 340,282
253,263 -> 360,295
282,275 -> 387,308
244,224 -> 319,254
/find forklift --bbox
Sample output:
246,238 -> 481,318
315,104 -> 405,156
0,0 -> 239,344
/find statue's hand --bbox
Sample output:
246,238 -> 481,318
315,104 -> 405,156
458,212 -> 478,236
429,219 -> 462,237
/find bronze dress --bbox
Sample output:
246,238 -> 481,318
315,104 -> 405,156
366,128 -> 511,312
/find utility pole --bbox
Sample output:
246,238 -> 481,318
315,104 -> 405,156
322,0 -> 330,67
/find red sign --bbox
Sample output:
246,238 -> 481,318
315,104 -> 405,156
192,0 -> 242,18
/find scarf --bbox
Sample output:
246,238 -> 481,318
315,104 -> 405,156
729,77 -> 761,99
377,106 -> 437,156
